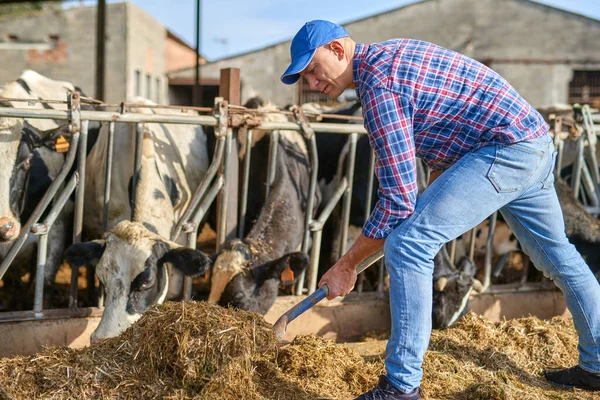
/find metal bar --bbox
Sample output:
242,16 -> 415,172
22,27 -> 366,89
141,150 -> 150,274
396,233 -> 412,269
468,228 -> 477,260
193,0 -> 201,105
0,107 -> 220,125
337,133 -> 358,260
307,229 -> 323,294
95,0 -> 106,101
555,139 -> 564,176
571,136 -> 584,199
357,148 -> 376,294
265,131 -> 279,199
0,307 -> 104,323
296,134 -> 319,295
183,232 -> 195,300
448,240 -> 457,264
73,120 -> 88,244
377,257 -> 386,293
0,125 -> 80,280
216,129 -> 232,252
190,175 -> 224,225
130,123 -> 144,218
314,178 -> 348,226
238,129 -> 253,238
33,234 -> 48,313
0,107 -> 372,133
103,122 -> 115,233
580,163 -> 599,207
172,135 -> 225,240
33,174 -> 79,232
481,212 -> 498,292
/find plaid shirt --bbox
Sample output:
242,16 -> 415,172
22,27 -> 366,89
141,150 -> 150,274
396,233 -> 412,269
354,40 -> 548,239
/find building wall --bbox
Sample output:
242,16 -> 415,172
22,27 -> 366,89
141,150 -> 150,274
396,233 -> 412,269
166,35 -> 205,73
125,3 -> 167,104
170,0 -> 600,107
0,4 -> 128,103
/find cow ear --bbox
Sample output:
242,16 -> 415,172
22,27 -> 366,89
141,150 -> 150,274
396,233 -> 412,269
160,248 -> 213,277
64,240 -> 105,268
264,251 -> 310,283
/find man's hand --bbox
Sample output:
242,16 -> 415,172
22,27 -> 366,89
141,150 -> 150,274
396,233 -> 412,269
318,256 -> 358,300
317,233 -> 385,300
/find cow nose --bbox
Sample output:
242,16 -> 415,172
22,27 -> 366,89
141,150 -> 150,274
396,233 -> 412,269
90,335 -> 106,345
0,218 -> 18,241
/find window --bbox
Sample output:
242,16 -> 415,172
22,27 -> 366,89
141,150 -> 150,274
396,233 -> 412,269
569,70 -> 600,105
134,70 -> 141,97
155,77 -> 161,103
146,74 -> 151,100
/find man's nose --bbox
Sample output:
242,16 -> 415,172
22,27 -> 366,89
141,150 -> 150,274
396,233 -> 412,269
307,77 -> 319,90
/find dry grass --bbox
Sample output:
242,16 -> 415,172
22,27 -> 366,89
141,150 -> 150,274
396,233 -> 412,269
0,302 -> 595,399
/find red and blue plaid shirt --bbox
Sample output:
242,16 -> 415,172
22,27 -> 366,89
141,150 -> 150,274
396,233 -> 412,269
354,40 -> 548,239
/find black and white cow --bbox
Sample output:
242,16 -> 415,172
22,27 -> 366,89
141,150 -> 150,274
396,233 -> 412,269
64,99 -> 210,340
0,70 -> 99,309
555,177 -> 600,278
65,221 -> 212,340
206,99 -> 320,314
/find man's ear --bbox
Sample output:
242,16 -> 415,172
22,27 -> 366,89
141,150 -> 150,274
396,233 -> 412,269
64,240 -> 105,268
160,247 -> 213,277
263,251 -> 310,283
329,40 -> 345,60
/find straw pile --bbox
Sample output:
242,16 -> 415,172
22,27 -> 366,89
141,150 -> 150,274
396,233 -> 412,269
0,302 -> 595,399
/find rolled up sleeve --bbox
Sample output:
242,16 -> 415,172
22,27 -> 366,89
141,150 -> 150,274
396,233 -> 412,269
361,87 -> 418,239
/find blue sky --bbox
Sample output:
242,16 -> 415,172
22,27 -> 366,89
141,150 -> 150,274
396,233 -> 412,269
68,0 -> 600,61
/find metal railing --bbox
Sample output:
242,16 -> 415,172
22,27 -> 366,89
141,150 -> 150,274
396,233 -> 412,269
2,96 -> 597,322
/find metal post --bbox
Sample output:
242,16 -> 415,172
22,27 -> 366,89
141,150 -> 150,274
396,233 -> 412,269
216,128 -> 232,251
183,232 -> 195,300
449,240 -> 457,264
337,133 -> 358,260
33,234 -> 48,314
33,173 -> 79,313
103,121 -> 115,233
130,123 -> 144,218
308,228 -> 323,294
172,135 -> 225,241
468,228 -> 477,260
572,136 -> 584,200
238,129 -> 253,238
95,0 -> 106,101
265,131 -> 280,199
357,147 -> 375,294
377,257 -> 386,293
481,211 -> 498,292
193,0 -> 201,105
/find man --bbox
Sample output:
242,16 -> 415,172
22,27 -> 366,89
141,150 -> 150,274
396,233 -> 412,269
281,20 -> 600,399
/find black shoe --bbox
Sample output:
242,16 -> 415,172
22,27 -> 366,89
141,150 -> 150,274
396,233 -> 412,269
354,375 -> 421,400
544,365 -> 600,391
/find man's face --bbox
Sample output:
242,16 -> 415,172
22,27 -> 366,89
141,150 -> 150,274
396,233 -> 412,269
300,44 -> 350,99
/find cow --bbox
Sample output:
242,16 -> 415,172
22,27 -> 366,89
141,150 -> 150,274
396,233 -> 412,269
206,98 -> 320,314
0,70 -> 100,310
555,177 -> 600,279
64,98 -> 210,341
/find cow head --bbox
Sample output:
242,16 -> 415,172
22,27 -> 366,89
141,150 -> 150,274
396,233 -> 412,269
218,251 -> 309,314
64,221 -> 212,342
432,247 -> 482,329
0,117 -> 71,242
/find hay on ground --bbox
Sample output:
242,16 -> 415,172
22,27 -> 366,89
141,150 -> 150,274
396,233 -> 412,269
0,302 -> 594,399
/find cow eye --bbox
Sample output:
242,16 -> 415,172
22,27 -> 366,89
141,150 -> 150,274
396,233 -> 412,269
140,276 -> 155,290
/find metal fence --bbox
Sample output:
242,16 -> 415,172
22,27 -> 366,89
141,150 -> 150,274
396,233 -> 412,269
0,93 -> 598,323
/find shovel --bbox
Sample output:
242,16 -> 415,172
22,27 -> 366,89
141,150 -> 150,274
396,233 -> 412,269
273,248 -> 384,340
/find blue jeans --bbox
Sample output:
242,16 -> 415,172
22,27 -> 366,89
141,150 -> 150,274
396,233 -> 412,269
383,133 -> 600,392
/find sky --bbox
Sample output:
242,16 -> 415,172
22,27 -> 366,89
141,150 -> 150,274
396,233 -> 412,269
66,0 -> 600,62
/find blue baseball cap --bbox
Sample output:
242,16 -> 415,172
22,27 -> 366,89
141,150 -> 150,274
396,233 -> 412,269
281,20 -> 349,85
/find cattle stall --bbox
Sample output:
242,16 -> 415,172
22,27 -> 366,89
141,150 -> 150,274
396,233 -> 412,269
0,69 -> 597,354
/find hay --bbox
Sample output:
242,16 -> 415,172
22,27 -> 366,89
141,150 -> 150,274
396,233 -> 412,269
0,303 -> 595,399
